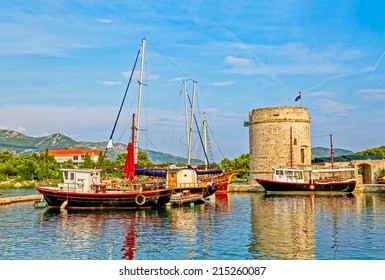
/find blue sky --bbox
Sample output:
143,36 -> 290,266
1,0 -> 385,161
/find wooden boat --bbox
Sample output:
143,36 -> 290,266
36,39 -> 175,209
36,168 -> 173,209
136,166 -> 217,198
199,170 -> 237,194
256,166 -> 356,192
168,190 -> 205,206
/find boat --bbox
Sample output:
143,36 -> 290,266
135,165 -> 217,198
36,38 -> 174,209
255,166 -> 356,192
36,168 -> 173,209
168,190 -> 205,206
255,132 -> 356,192
199,170 -> 237,194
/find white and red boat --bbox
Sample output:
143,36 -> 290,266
256,166 -> 356,192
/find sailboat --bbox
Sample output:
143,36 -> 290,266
133,79 -> 219,199
255,131 -> 356,192
36,38 -> 174,209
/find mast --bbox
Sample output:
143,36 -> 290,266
134,38 -> 146,164
330,134 -> 334,169
203,112 -> 208,170
183,79 -> 189,160
187,80 -> 197,166
290,127 -> 293,168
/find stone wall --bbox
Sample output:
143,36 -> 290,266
248,106 -> 311,183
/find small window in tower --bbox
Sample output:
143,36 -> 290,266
293,138 -> 297,145
301,148 -> 305,164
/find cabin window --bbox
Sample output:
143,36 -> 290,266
294,171 -> 303,179
301,148 -> 305,164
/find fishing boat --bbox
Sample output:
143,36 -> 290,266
36,168 -> 173,209
255,133 -> 356,192
255,166 -> 356,192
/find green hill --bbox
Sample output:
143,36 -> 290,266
0,129 -> 203,165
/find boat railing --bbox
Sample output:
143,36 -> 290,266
171,181 -> 207,190
103,179 -> 166,192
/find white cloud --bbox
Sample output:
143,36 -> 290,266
357,88 -> 385,100
212,80 -> 235,87
99,81 -> 123,86
98,18 -> 113,24
224,56 -> 254,67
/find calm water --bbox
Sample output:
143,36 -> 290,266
1,190 -> 385,260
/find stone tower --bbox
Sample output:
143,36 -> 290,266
248,106 -> 311,183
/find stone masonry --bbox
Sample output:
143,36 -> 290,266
248,106 -> 311,183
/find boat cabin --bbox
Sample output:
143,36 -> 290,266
58,169 -> 102,193
272,167 -> 305,183
166,168 -> 199,189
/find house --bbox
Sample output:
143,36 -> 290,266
48,150 -> 100,166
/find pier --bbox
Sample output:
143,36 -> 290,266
0,195 -> 43,205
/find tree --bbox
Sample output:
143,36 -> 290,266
80,153 -> 94,168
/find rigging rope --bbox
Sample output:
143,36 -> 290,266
104,47 -> 141,156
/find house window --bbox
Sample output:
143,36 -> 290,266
74,156 -> 78,161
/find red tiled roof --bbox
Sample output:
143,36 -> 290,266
48,150 -> 100,156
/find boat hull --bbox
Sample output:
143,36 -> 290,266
255,178 -> 356,192
172,185 -> 217,198
35,187 -> 173,209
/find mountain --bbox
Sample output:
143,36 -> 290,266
311,146 -> 354,159
0,129 -> 203,165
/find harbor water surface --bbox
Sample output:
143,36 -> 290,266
1,188 -> 385,260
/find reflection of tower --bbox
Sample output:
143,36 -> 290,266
249,194 -> 316,259
248,107 -> 311,183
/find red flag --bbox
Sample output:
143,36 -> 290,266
123,142 -> 135,181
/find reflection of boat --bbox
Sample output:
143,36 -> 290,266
168,190 -> 205,206
36,168 -> 173,209
256,166 -> 356,192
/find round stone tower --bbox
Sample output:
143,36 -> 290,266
248,106 -> 311,183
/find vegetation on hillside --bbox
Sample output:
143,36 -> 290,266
350,146 -> 385,157
0,150 -> 250,187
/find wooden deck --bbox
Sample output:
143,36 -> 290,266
0,195 -> 43,205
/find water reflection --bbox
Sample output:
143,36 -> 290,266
2,191 -> 385,259
249,192 -> 385,260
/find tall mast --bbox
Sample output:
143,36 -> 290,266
187,80 -> 197,166
183,79 -> 189,160
203,112 -> 208,170
134,38 -> 146,164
